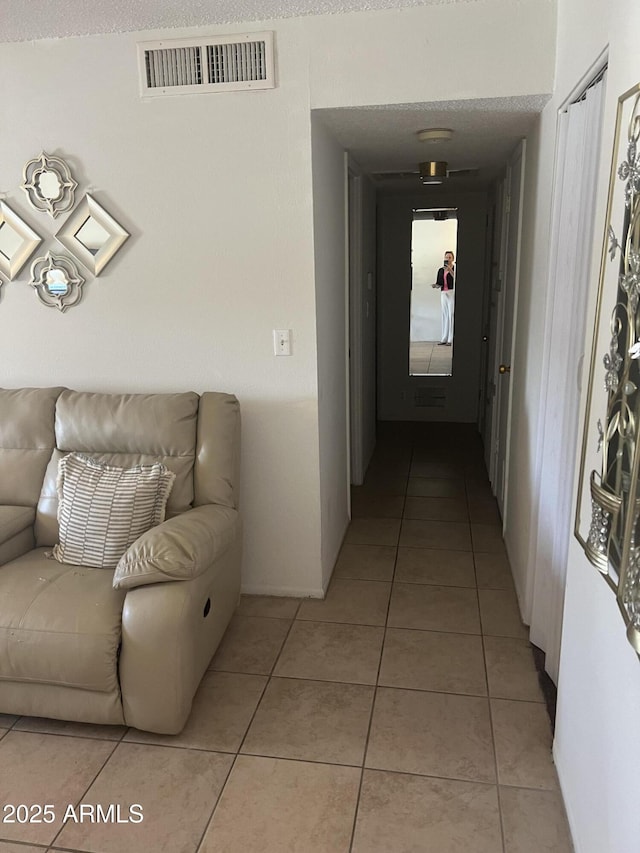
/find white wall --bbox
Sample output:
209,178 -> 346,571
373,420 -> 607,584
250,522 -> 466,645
504,0 -> 640,850
309,0 -> 557,108
410,219 -> 458,343
0,19 -> 323,598
556,543 -> 640,853
311,115 -> 349,588
0,1 -> 556,597
377,189 -> 488,421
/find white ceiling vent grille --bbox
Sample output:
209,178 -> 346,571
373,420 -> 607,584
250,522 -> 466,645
138,32 -> 275,97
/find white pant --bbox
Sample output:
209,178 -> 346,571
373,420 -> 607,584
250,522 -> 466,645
440,290 -> 455,344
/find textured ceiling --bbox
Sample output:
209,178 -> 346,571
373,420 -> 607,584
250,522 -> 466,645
315,95 -> 550,189
1,2 -> 548,189
0,0 -> 476,43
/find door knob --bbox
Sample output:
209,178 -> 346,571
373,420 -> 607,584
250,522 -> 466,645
499,364 -> 511,374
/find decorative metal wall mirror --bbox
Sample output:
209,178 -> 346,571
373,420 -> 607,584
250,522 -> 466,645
21,152 -> 78,218
55,194 -> 129,275
0,201 -> 42,279
29,251 -> 85,312
576,81 -> 640,654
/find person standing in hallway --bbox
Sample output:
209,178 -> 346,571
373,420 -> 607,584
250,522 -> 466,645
433,250 -> 455,346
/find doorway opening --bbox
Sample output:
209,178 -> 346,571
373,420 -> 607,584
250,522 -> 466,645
409,208 -> 458,376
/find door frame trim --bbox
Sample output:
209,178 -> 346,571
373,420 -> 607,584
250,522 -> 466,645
346,157 -> 365,487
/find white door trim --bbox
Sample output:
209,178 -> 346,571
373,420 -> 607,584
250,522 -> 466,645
346,158 -> 365,487
489,140 -> 526,523
501,139 -> 527,529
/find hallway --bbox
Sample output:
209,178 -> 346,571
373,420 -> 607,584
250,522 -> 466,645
339,420 -> 573,850
204,421 -> 573,850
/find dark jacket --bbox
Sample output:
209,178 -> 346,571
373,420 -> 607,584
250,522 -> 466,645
436,267 -> 455,291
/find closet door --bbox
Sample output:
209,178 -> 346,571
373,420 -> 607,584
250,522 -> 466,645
528,71 -> 607,683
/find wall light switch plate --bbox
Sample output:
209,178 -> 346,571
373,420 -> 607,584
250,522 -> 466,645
274,329 -> 292,356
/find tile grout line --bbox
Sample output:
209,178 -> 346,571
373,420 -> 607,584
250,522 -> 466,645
4,717 -> 126,852
196,670 -> 546,705
4,715 -> 21,733
194,603 -> 302,853
0,839 -> 49,850
468,470 -> 508,853
192,750 -> 237,853
46,732 -> 122,850
347,439 -> 406,853
235,608 -> 300,758
483,635 -> 508,853
211,619 -> 525,637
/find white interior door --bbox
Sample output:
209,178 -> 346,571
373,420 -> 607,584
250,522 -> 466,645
493,140 -> 526,522
477,198 -> 495,440
528,72 -> 606,683
485,182 -> 506,478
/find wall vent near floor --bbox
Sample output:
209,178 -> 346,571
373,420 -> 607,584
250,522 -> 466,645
138,32 -> 275,97
414,388 -> 446,408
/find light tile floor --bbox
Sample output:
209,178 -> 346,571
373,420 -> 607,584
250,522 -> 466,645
0,423 -> 574,853
409,341 -> 453,375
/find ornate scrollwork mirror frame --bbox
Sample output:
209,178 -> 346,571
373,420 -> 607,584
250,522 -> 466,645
0,201 -> 43,280
21,152 -> 78,219
29,251 -> 85,312
575,81 -> 640,654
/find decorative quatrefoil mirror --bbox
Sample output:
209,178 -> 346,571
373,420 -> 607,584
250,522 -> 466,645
29,251 -> 85,312
0,201 -> 43,280
55,194 -> 129,276
21,152 -> 78,219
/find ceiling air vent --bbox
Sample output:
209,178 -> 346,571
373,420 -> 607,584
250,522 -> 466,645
138,32 -> 275,97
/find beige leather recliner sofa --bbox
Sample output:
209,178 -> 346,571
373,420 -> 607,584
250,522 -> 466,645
0,387 -> 241,734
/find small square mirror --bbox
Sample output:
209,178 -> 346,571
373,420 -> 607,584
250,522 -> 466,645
0,202 -> 43,280
56,194 -> 129,276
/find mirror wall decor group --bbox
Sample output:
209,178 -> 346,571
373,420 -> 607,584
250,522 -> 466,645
0,152 -> 129,312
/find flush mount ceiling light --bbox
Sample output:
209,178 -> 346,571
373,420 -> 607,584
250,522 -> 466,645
416,128 -> 454,144
419,161 -> 448,184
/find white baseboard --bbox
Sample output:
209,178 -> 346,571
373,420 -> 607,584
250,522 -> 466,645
240,583 -> 325,599
552,738 -> 579,852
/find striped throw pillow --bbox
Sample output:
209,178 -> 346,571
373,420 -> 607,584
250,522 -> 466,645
53,453 -> 176,569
